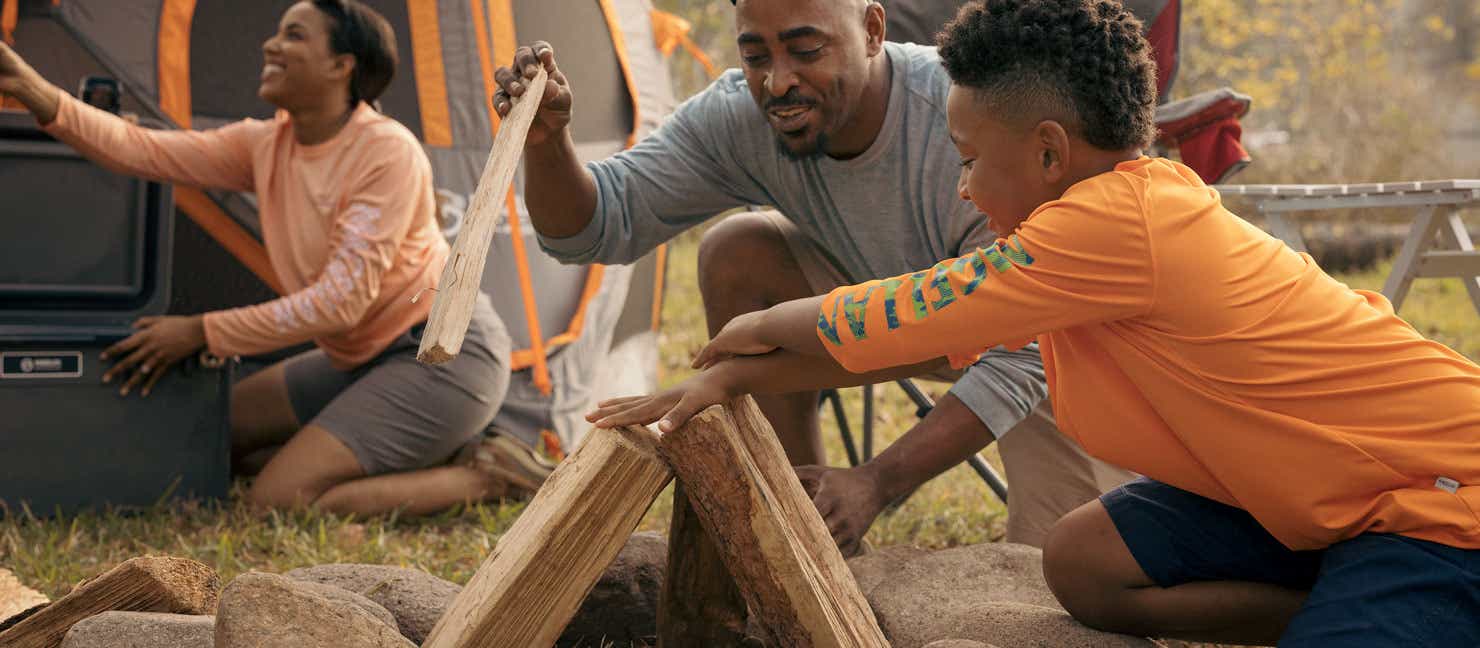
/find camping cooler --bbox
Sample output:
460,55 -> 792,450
0,112 -> 231,515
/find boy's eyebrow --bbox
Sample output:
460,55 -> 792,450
737,32 -> 765,46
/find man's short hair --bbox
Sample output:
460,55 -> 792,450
937,0 -> 1158,151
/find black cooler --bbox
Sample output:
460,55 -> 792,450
0,112 -> 231,515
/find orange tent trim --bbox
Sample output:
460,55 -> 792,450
406,0 -> 452,147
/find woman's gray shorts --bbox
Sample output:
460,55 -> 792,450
283,295 -> 511,476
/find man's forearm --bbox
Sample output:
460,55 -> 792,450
522,129 -> 598,239
864,392 -> 997,503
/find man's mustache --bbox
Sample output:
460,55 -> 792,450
765,90 -> 817,111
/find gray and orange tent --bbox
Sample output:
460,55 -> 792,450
2,0 -> 705,451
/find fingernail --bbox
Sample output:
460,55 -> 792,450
510,82 -> 522,94
99,352 -> 108,359
119,387 -> 128,396
101,375 -> 111,384
524,65 -> 537,77
659,420 -> 673,432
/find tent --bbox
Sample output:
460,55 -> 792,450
1,0 -> 687,451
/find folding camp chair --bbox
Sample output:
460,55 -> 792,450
825,0 -> 1255,506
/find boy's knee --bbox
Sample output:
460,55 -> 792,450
1042,501 -> 1136,632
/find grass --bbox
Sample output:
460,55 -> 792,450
2,229 -> 1476,600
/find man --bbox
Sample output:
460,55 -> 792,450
492,0 -> 1132,550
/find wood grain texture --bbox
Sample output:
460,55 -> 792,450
657,397 -> 888,648
417,67 -> 548,364
422,425 -> 673,648
0,556 -> 218,648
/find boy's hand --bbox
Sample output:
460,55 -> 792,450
586,365 -> 740,433
691,310 -> 777,370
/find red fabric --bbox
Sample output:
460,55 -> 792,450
1176,117 -> 1250,184
1145,0 -> 1180,97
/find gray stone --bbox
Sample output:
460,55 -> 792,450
558,531 -> 667,648
285,563 -> 459,644
61,611 -> 213,648
847,543 -> 1155,648
922,641 -> 999,648
296,581 -> 399,631
215,572 -> 411,648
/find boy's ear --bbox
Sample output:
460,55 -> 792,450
864,3 -> 886,56
1035,120 -> 1070,184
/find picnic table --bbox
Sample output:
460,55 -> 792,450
1216,180 -> 1480,316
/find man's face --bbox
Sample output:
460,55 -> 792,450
734,0 -> 873,158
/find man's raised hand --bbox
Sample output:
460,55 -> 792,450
491,41 -> 573,147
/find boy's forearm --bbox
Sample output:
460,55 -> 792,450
758,296 -> 831,357
717,348 -> 945,396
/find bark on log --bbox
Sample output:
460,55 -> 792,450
0,556 -> 218,648
422,425 -> 673,648
656,482 -> 751,647
657,397 -> 888,648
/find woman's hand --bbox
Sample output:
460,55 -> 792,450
586,365 -> 742,433
690,310 -> 777,370
101,315 -> 208,397
0,41 -> 59,123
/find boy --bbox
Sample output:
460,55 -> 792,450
589,0 -> 1480,645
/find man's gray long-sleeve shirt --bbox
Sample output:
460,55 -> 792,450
539,42 -> 1046,436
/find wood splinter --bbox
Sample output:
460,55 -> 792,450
417,68 -> 547,365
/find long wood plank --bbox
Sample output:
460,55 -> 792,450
418,68 -> 547,364
657,397 -> 888,648
422,425 -> 673,648
657,483 -> 750,647
0,556 -> 218,648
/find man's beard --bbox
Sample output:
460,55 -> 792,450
775,131 -> 829,160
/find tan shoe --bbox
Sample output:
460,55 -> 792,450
466,433 -> 557,497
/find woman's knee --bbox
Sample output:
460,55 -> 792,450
1042,500 -> 1143,632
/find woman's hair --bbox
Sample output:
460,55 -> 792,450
937,0 -> 1158,151
311,0 -> 398,108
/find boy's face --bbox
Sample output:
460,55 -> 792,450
946,84 -> 1064,238
734,0 -> 877,158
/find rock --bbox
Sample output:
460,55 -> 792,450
295,581 -> 398,631
60,611 -> 212,648
0,568 -> 49,625
215,572 -> 411,648
558,531 -> 667,647
922,641 -> 999,648
285,564 -> 459,644
848,543 -> 1154,648
929,602 -> 1157,648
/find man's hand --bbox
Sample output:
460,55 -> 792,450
691,310 -> 778,370
796,464 -> 890,557
101,315 -> 207,397
586,364 -> 743,433
492,42 -> 573,147
0,41 -> 59,123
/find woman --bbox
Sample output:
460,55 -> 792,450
0,0 -> 526,515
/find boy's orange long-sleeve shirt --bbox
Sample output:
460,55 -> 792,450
818,157 -> 1480,551
44,93 -> 446,369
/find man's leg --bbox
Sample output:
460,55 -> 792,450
697,210 -> 826,464
998,402 -> 1138,546
1043,478 -> 1314,645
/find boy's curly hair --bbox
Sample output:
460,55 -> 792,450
937,0 -> 1157,150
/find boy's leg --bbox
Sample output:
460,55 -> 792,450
1043,478 -> 1315,645
1281,533 -> 1480,647
996,402 -> 1137,546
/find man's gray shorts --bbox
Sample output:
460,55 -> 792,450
283,295 -> 512,476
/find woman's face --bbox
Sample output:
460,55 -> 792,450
259,2 -> 348,109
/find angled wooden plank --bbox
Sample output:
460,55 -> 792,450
658,397 -> 888,648
418,68 -> 547,364
657,485 -> 750,647
422,424 -> 672,648
0,557 -> 218,648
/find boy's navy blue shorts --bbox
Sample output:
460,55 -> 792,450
1101,477 -> 1480,647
